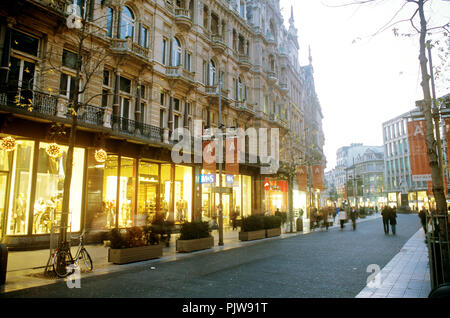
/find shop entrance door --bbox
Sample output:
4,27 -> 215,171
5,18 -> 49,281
215,192 -> 231,229
0,173 -> 7,239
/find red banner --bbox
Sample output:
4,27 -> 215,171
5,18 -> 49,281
312,165 -> 323,190
445,118 -> 450,165
202,140 -> 216,172
225,137 -> 239,175
407,120 -> 431,177
297,166 -> 307,191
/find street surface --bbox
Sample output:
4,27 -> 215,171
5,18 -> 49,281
2,214 -> 421,298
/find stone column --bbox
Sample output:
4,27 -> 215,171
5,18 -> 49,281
207,8 -> 211,32
135,82 -> 142,134
112,69 -> 120,129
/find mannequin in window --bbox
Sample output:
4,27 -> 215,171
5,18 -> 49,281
13,193 -> 26,234
33,198 -> 46,233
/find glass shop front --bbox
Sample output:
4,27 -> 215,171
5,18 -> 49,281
200,172 -> 252,228
0,136 -> 85,240
85,151 -> 194,231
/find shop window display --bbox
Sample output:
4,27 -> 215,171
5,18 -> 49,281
175,165 -> 192,223
119,157 -> 136,227
0,151 -> 10,239
33,143 -> 84,234
6,140 -> 34,235
137,161 -> 159,225
160,164 -> 172,221
103,155 -> 119,229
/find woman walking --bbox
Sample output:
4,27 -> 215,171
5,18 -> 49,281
339,208 -> 347,230
390,206 -> 397,235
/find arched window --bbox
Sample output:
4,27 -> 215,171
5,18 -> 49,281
171,37 -> 182,66
120,6 -> 135,40
209,60 -> 216,86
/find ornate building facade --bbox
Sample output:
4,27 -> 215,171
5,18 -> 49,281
0,0 -> 325,248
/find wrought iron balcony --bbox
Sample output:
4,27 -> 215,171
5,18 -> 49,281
112,115 -> 162,143
0,88 -> 58,117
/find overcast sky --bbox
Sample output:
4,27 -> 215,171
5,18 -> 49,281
279,0 -> 450,170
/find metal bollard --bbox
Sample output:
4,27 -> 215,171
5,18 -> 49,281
0,244 -> 8,285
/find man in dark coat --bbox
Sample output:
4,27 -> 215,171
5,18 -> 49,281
350,207 -> 358,230
390,206 -> 397,235
419,207 -> 428,234
381,205 -> 390,234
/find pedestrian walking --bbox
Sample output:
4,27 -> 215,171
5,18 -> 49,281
230,208 -> 238,230
350,207 -> 357,230
381,205 -> 390,234
418,207 -> 428,234
321,208 -> 329,231
390,206 -> 397,235
339,208 -> 347,230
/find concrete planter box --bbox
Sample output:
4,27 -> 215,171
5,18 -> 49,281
239,229 -> 266,241
108,245 -> 163,264
176,236 -> 214,253
266,227 -> 281,238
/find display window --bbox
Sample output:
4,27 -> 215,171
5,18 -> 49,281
175,165 -> 192,223
33,142 -> 85,234
6,140 -> 34,235
103,155 -> 119,229
265,179 -> 288,214
118,157 -> 135,228
137,161 -> 159,225
160,164 -> 172,221
0,150 -> 11,239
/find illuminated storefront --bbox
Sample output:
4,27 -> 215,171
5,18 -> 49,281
264,179 -> 288,214
0,136 -> 85,243
85,153 -> 194,230
201,173 -> 252,227
408,191 -> 429,211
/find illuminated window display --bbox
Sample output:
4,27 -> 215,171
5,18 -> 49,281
103,155 -> 119,229
175,165 -> 192,223
6,140 -> 34,235
33,142 -> 84,234
137,161 -> 159,225
119,157 -> 136,227
0,151 -> 10,239
160,164 -> 172,221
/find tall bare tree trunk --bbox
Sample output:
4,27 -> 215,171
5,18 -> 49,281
417,0 -> 449,284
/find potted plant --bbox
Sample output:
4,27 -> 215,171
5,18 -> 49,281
239,215 -> 266,241
176,221 -> 214,253
107,226 -> 163,264
264,215 -> 282,238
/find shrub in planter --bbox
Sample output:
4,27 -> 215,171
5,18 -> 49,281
151,218 -> 174,246
264,215 -> 282,238
108,226 -> 163,264
176,221 -> 213,253
241,215 -> 265,232
239,215 -> 266,241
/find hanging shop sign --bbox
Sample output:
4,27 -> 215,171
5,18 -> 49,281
297,166 -> 307,191
202,140 -> 216,173
407,120 -> 431,181
312,165 -> 323,190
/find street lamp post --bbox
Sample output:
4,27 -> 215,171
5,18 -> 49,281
218,76 -> 224,246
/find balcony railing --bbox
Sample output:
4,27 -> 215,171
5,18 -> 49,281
0,88 -> 58,117
175,8 -> 191,18
33,0 -> 66,14
71,104 -> 104,126
165,66 -> 195,82
113,116 -> 162,143
110,38 -> 151,61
